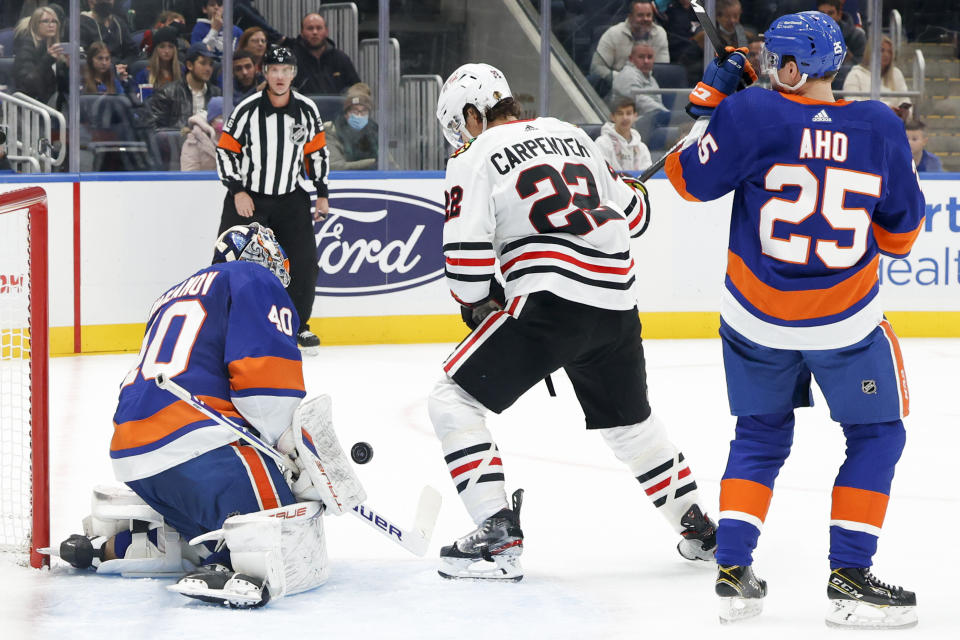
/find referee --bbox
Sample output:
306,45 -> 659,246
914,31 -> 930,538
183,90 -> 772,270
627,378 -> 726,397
215,46 -> 329,353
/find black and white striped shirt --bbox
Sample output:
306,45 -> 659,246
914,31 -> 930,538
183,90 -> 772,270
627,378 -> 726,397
216,89 -> 329,197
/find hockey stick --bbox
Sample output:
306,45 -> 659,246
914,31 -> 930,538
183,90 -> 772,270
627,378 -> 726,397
154,372 -> 441,557
637,0 -> 736,181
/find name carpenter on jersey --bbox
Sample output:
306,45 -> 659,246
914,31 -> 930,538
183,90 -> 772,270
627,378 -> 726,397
490,134 -> 592,175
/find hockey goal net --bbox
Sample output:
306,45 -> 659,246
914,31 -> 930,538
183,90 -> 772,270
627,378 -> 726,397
0,186 -> 49,568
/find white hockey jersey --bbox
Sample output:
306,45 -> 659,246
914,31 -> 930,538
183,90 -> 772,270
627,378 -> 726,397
442,117 -> 649,311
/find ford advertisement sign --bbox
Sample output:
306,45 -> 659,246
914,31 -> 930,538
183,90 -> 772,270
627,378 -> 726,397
315,188 -> 445,296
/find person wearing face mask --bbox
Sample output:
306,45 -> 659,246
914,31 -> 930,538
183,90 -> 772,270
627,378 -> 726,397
180,95 -> 223,171
325,84 -> 378,170
79,0 -> 137,63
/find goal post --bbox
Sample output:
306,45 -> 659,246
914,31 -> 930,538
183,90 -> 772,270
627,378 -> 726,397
0,186 -> 49,568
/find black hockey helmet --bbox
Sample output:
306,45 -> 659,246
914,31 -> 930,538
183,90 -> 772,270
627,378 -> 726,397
264,46 -> 297,68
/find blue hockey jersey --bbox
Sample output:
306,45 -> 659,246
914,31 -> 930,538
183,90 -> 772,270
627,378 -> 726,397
111,261 -> 305,481
666,88 -> 925,349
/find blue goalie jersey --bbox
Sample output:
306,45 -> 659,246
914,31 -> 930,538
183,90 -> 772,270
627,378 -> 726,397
111,261 -> 305,481
666,87 -> 926,349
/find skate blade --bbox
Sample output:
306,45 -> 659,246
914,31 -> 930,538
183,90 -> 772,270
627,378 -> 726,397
438,556 -> 523,582
719,596 -> 763,624
36,547 -> 59,558
825,600 -> 918,629
298,345 -> 320,357
167,582 -> 264,608
677,539 -> 716,564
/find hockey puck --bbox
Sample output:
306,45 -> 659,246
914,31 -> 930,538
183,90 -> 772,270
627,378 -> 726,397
350,442 -> 373,465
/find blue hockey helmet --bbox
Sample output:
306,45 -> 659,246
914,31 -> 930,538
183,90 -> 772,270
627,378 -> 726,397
213,222 -> 291,287
761,11 -> 846,89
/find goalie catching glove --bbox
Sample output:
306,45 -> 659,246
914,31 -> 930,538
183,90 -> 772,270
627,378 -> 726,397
276,395 -> 367,515
686,46 -> 757,119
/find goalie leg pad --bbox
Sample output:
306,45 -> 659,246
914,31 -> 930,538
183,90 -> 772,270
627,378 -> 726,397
222,501 -> 329,599
52,485 -> 199,576
279,395 -> 367,514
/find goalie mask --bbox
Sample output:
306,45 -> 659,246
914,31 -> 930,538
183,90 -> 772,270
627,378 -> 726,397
213,222 -> 291,287
436,63 -> 513,148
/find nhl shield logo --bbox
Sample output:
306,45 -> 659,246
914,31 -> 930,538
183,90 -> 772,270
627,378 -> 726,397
861,380 -> 877,395
290,123 -> 308,145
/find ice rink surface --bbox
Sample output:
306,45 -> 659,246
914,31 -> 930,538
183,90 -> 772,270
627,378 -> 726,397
1,338 -> 956,639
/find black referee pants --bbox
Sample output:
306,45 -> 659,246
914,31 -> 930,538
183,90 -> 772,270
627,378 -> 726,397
218,188 -> 318,333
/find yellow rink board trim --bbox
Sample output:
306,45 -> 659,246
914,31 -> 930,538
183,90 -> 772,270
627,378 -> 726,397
45,311 -> 960,355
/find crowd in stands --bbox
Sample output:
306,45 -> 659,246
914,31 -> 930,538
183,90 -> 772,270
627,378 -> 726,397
2,0 -> 375,172
0,1 -> 944,174
555,0 -> 936,172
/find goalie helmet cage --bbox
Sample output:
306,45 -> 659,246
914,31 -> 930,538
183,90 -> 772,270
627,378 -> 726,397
0,186 -> 49,569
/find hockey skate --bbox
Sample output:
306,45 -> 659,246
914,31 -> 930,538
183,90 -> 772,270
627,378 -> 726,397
439,489 -> 524,582
297,330 -> 320,356
54,534 -> 106,569
826,567 -> 917,629
168,564 -> 271,609
716,564 -> 767,623
676,504 -> 717,562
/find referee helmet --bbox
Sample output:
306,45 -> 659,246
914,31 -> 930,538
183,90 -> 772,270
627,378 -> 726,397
264,46 -> 297,69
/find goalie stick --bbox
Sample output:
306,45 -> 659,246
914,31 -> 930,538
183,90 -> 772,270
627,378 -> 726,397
154,372 -> 441,557
638,0 -> 740,182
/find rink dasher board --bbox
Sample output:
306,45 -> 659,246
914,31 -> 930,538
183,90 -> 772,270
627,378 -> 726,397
1,172 -> 958,353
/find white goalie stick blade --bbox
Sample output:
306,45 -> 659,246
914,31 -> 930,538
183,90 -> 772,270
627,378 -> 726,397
438,555 -> 524,582
352,486 -> 442,557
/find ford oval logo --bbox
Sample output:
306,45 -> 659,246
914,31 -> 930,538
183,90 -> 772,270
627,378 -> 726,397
314,188 -> 444,296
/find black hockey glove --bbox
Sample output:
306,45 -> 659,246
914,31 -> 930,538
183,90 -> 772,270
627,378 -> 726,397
460,277 -> 506,330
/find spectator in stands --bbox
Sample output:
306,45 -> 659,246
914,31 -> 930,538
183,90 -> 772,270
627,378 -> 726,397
905,119 -> 942,173
746,35 -> 768,87
285,13 -> 361,95
591,1 -> 669,87
129,0 -> 194,31
180,95 -> 223,171
664,0 -> 703,86
817,0 -> 865,64
237,26 -> 268,73
232,0 -> 284,44
325,83 -> 378,170
79,0 -> 137,63
229,49 -> 262,106
842,35 -> 911,117
701,0 -> 753,49
81,40 -> 132,94
610,42 -> 670,123
149,42 -> 221,129
12,6 -> 70,109
191,0 -> 242,57
138,11 -> 190,61
596,97 -> 652,172
133,26 -> 181,92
